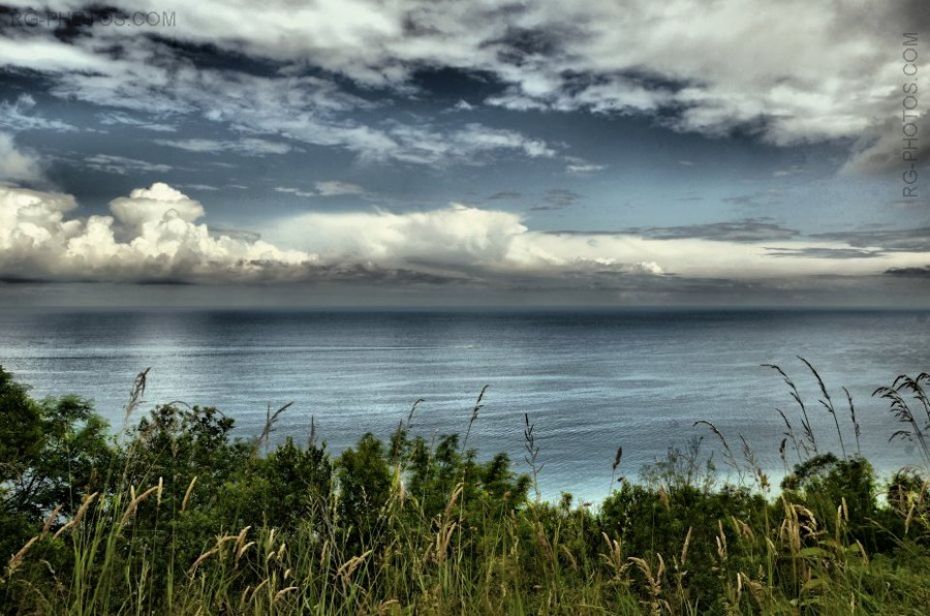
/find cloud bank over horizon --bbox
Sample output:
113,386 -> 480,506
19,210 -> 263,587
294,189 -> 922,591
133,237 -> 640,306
2,183 -> 929,305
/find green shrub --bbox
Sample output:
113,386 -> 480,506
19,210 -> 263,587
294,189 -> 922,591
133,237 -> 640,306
2,364 -> 930,614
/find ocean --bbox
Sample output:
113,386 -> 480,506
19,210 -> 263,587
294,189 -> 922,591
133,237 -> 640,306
1,308 -> 928,500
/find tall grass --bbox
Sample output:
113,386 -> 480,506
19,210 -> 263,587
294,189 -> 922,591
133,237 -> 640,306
2,360 -> 930,614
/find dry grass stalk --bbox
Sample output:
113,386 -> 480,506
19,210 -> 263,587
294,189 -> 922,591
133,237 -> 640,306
273,586 -> 298,604
258,401 -> 294,451
122,367 -> 150,430
842,386 -> 861,455
628,554 -> 667,615
119,484 -> 160,526
188,547 -> 220,576
600,532 -> 629,581
54,492 -> 100,539
181,476 -> 198,512
763,363 -> 817,456
460,385 -> 489,453
41,504 -> 63,534
523,412 -> 544,501
6,536 -> 40,577
693,420 -> 743,482
337,550 -> 373,586
798,356 -> 847,458
432,484 -> 464,562
249,578 -> 269,602
610,445 -> 624,492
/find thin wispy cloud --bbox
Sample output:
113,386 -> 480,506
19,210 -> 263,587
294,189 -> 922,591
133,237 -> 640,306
275,181 -> 367,198
155,138 -> 293,156
0,95 -> 78,132
84,154 -> 172,175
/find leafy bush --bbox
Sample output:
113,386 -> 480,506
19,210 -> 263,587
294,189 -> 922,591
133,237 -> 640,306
2,363 -> 930,614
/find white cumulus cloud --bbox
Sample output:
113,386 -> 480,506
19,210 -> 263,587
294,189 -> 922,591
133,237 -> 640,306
0,132 -> 46,184
0,182 -> 316,282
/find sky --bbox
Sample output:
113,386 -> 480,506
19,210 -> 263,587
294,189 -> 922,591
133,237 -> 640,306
0,0 -> 928,307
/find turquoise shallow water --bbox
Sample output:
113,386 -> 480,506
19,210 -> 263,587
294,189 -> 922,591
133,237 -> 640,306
1,309 -> 928,500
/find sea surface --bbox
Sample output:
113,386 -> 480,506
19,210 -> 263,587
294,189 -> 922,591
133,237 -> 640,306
2,308 -> 928,500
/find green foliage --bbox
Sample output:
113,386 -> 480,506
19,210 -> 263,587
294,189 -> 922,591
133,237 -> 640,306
0,366 -> 112,563
337,433 -> 392,550
2,365 -> 930,614
0,366 -> 45,481
233,437 -> 333,528
782,454 -> 877,532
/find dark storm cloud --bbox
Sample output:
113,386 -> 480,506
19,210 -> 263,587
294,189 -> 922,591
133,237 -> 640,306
133,277 -> 196,286
0,274 -> 53,284
884,266 -> 930,278
301,263 -> 469,286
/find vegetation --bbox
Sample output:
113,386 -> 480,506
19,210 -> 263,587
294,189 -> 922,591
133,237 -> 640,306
2,362 -> 930,614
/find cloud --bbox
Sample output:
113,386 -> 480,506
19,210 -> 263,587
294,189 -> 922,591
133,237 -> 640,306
154,138 -> 293,156
7,0 -> 918,174
530,188 -> 582,211
314,181 -> 365,196
0,94 -> 78,132
451,124 -> 555,160
270,204 -> 533,273
0,132 -> 46,183
631,219 -> 799,242
83,154 -> 173,175
97,111 -> 177,133
275,181 -> 366,198
274,186 -> 317,198
268,206 -> 930,282
884,265 -> 930,277
524,232 -> 930,280
772,165 -> 804,177
566,162 -> 607,174
812,227 -> 930,253
4,1 -> 926,164
841,112 -> 930,175
721,191 -> 782,207
765,247 -> 884,259
233,0 -> 924,170
378,123 -> 556,165
108,183 -> 205,230
486,191 -> 523,201
4,183 -> 930,292
0,29 -> 555,167
0,183 -> 316,283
